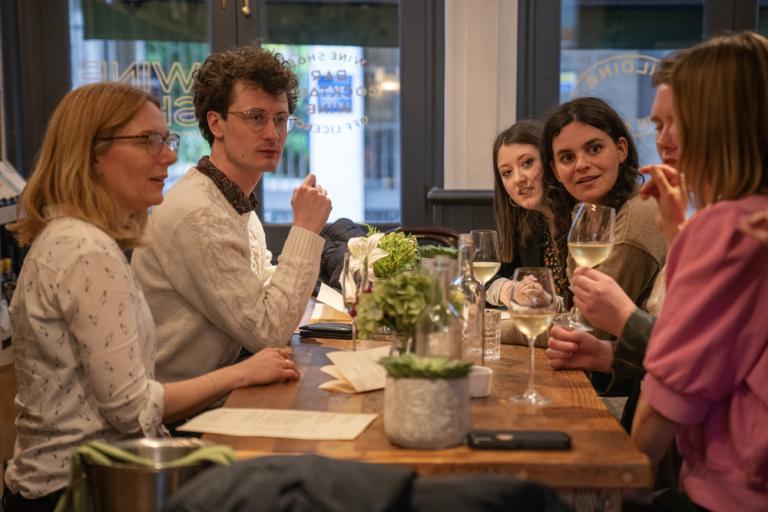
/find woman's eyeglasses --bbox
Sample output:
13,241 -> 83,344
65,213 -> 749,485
227,109 -> 296,134
95,133 -> 181,156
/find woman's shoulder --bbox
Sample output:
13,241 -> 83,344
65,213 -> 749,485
690,194 -> 768,227
30,217 -> 124,267
614,193 -> 667,260
617,193 -> 658,223
672,195 -> 768,262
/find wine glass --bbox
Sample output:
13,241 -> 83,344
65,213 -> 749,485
470,230 -> 501,285
510,267 -> 557,405
340,251 -> 369,351
562,203 -> 616,330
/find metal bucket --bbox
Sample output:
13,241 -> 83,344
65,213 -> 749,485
85,438 -> 212,512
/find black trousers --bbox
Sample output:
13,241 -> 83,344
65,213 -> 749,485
2,486 -> 64,512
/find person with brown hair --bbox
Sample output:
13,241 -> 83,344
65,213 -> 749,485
132,45 -> 332,384
540,97 -> 667,313
633,32 -> 768,510
546,53 -> 682,381
487,120 -> 570,309
2,82 -> 298,512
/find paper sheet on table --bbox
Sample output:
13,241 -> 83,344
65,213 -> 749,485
178,408 -> 377,440
318,345 -> 390,393
311,283 -> 351,322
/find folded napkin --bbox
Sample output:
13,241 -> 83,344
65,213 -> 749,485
54,440 -> 236,512
319,346 -> 390,393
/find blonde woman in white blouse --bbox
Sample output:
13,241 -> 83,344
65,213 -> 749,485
2,82 -> 299,511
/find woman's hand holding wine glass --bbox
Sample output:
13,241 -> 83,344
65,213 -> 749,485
561,203 -> 616,330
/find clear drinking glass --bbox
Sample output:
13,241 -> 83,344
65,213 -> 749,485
510,267 -> 557,405
340,251 -> 369,351
470,230 -> 501,286
562,203 -> 617,330
469,230 -> 501,365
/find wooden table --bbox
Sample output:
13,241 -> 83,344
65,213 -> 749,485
204,337 -> 651,511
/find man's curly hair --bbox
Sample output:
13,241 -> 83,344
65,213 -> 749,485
193,45 -> 299,145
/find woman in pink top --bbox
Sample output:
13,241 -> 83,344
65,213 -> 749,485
632,32 -> 768,511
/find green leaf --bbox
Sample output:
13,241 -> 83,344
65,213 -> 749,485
418,245 -> 458,259
372,231 -> 420,278
379,354 -> 473,379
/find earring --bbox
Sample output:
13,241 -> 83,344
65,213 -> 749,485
508,196 -> 520,209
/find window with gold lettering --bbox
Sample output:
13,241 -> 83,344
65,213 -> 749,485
260,2 -> 401,223
69,0 -> 403,225
560,0 -> 703,165
69,0 -> 210,190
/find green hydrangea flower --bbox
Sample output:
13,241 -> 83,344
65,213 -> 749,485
354,271 -> 431,340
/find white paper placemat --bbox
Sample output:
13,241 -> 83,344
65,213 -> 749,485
178,408 -> 377,440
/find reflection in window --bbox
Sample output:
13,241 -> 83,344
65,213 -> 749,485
69,0 -> 210,190
262,44 -> 400,223
69,0 -> 402,224
560,0 -> 702,166
261,2 -> 401,224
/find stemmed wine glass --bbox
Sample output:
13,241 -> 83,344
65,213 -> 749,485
510,267 -> 557,405
563,203 -> 616,330
340,251 -> 370,351
470,230 -> 501,286
470,230 -> 501,364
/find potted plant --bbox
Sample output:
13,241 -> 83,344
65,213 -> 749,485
379,354 -> 472,449
354,271 -> 431,353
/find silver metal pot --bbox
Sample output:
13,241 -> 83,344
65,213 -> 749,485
85,438 -> 212,512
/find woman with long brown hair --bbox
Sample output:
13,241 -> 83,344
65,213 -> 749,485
488,120 -> 570,308
632,32 -> 768,511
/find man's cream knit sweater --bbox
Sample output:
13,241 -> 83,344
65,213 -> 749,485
132,168 -> 324,382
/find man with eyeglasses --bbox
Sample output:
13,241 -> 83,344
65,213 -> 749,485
132,45 -> 332,387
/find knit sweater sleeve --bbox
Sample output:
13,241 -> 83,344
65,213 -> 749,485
167,208 -> 324,350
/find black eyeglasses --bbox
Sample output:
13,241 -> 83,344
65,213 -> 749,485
227,109 -> 296,134
95,133 -> 181,156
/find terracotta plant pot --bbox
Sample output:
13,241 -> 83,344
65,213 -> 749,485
383,375 -> 469,449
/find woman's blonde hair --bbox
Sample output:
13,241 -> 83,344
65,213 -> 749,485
10,82 -> 159,248
673,31 -> 768,208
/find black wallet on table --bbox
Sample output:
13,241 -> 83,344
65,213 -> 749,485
298,322 -> 353,339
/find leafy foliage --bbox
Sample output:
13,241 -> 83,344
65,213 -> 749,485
418,245 -> 457,259
369,229 -> 420,278
379,353 -> 472,379
355,272 -> 431,340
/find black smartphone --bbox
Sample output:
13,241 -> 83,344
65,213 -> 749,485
298,322 -> 353,339
467,430 -> 572,450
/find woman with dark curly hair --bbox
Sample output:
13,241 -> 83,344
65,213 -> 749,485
540,97 -> 667,312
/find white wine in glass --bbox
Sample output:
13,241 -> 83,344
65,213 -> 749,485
567,242 -> 613,268
470,230 -> 501,285
472,261 -> 502,285
568,203 -> 616,267
509,311 -> 556,338
509,267 -> 557,406
563,203 -> 616,330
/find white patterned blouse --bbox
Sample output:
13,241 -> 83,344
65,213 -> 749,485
4,214 -> 166,499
